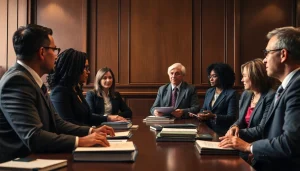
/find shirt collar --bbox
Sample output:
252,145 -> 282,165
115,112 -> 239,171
281,67 -> 300,89
171,82 -> 182,91
17,60 -> 43,88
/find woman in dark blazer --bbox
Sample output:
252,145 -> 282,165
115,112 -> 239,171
47,48 -> 126,126
225,58 -> 276,162
86,67 -> 132,118
226,58 -> 276,137
190,63 -> 238,136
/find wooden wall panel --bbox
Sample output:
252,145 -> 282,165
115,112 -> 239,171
96,0 -> 119,83
36,0 -> 87,52
7,0 -> 18,67
239,0 -> 294,69
0,0 -> 8,76
201,0 -> 226,84
130,0 -> 192,84
0,0 -> 27,78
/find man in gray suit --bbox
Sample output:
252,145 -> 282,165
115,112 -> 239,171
219,26 -> 300,170
150,63 -> 200,118
0,24 -> 114,163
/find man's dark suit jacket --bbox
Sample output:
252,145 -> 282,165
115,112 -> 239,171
240,70 -> 300,170
150,82 -> 200,118
50,85 -> 107,126
86,90 -> 132,118
0,63 -> 90,163
233,89 -> 275,129
201,88 -> 238,136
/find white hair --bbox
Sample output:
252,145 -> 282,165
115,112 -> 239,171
167,63 -> 186,75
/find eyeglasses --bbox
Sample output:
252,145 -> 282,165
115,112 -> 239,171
84,66 -> 90,72
262,49 -> 283,57
43,47 -> 61,55
208,75 -> 218,79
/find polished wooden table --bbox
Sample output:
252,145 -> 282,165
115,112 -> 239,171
31,117 -> 255,171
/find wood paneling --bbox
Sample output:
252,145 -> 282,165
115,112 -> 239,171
96,0 -> 119,82
201,0 -> 226,84
36,0 -> 87,52
130,0 -> 192,84
239,0 -> 294,70
0,0 -> 28,78
0,0 -> 8,74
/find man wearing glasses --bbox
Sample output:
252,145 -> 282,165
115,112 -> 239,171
150,63 -> 200,118
219,26 -> 300,170
0,24 -> 114,163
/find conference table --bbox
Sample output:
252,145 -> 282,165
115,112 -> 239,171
31,117 -> 255,171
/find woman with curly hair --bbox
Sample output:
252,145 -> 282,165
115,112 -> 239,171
47,48 -> 126,126
190,63 -> 238,136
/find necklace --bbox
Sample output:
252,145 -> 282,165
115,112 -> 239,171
251,95 -> 258,106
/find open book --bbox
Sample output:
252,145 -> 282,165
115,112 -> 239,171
0,158 -> 67,171
73,141 -> 138,162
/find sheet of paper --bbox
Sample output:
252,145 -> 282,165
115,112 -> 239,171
108,139 -> 128,143
75,141 -> 135,151
107,131 -> 130,137
162,128 -> 197,132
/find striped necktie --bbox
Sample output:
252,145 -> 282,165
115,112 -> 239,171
274,85 -> 283,105
171,87 -> 178,107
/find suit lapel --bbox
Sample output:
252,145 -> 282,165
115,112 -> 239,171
240,92 -> 252,122
175,83 -> 186,108
16,63 -> 57,129
163,84 -> 172,106
249,91 -> 266,126
265,70 -> 300,123
212,89 -> 226,110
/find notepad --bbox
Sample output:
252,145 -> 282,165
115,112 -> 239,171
73,142 -> 138,162
0,158 -> 67,171
195,140 -> 239,155
107,131 -> 132,139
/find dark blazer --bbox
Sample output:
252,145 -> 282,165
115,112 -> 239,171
150,82 -> 200,118
0,63 -> 90,163
201,88 -> 238,136
85,90 -> 132,118
240,70 -> 300,170
50,85 -> 107,126
233,89 -> 275,129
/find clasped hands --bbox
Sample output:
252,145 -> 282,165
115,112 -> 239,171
78,125 -> 115,147
154,109 -> 184,118
218,126 -> 251,153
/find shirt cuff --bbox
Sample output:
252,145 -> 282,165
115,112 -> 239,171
75,136 -> 79,148
89,127 -> 94,134
250,144 -> 253,153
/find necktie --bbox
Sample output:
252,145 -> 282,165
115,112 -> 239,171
274,85 -> 283,105
41,84 -> 48,96
171,87 -> 178,107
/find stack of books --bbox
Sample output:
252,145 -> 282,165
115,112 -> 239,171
0,158 -> 67,171
143,116 -> 175,123
107,131 -> 132,139
101,121 -> 132,130
156,128 -> 197,142
150,123 -> 197,131
195,140 -> 239,155
73,141 -> 138,162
